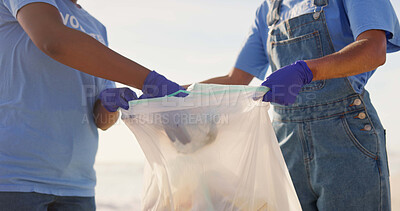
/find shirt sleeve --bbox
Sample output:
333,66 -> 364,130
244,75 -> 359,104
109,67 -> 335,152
344,0 -> 400,53
102,25 -> 109,47
234,3 -> 269,80
103,80 -> 116,90
2,0 -> 58,18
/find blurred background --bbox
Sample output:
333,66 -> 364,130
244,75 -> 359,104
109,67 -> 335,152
78,0 -> 400,210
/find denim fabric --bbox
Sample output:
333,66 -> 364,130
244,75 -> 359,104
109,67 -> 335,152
0,192 -> 95,211
267,0 -> 391,210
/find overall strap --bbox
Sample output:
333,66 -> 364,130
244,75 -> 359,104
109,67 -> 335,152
267,0 -> 283,26
313,0 -> 328,7
312,0 -> 329,20
267,0 -> 329,26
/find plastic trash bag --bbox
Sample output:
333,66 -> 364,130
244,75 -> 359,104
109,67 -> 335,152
122,84 -> 302,211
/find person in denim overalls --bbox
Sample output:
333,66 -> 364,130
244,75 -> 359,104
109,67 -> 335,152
201,0 -> 400,210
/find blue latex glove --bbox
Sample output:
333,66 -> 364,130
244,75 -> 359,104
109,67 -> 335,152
99,88 -> 138,112
261,61 -> 313,105
141,71 -> 188,99
140,71 -> 192,149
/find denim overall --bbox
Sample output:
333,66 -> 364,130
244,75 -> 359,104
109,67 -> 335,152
266,0 -> 390,210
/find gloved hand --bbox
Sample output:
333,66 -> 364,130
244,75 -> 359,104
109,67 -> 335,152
99,87 -> 138,112
261,61 -> 313,105
141,71 -> 188,99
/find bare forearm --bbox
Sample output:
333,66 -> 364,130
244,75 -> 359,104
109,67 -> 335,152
201,75 -> 238,85
93,100 -> 119,131
183,76 -> 233,88
43,27 -> 150,88
306,30 -> 387,81
17,3 -> 150,89
198,68 -> 254,85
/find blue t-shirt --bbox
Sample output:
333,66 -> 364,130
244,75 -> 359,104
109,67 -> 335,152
0,0 -> 115,196
235,0 -> 400,93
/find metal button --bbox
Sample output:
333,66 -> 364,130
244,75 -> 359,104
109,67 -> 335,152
358,112 -> 366,120
353,99 -> 362,106
313,11 -> 321,20
363,125 -> 372,131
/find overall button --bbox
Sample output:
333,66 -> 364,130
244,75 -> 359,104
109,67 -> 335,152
357,112 -> 366,120
362,124 -> 372,131
353,99 -> 362,106
313,12 -> 321,20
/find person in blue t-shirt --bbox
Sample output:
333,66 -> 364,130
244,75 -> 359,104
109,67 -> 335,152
0,0 -> 186,210
199,0 -> 400,210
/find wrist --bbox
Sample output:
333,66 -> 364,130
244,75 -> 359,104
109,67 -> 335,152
296,60 -> 313,84
142,71 -> 164,97
142,71 -> 155,88
304,60 -> 320,81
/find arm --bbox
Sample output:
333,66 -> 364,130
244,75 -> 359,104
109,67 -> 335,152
261,29 -> 388,105
93,100 -> 119,131
17,2 -> 150,89
182,67 -> 253,89
306,30 -> 387,81
182,68 -> 253,89
199,67 -> 254,85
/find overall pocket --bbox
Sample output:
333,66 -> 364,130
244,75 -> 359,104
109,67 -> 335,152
341,111 -> 379,160
268,31 -> 325,92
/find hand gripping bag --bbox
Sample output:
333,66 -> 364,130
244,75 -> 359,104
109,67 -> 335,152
122,84 -> 301,211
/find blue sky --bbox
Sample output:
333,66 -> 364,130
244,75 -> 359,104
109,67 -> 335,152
78,0 -> 400,167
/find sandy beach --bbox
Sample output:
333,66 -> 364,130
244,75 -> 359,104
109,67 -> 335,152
392,173 -> 400,210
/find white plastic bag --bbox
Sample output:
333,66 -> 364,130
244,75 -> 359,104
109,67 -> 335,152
122,84 -> 301,211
